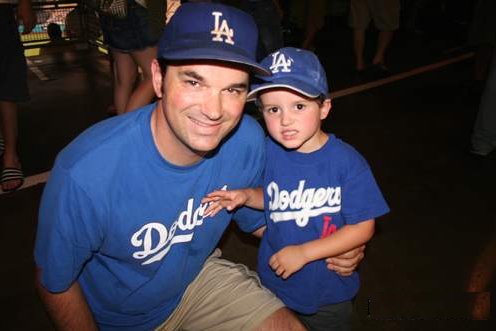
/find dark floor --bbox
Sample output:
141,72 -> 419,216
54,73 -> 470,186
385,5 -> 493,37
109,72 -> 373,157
2,11 -> 496,331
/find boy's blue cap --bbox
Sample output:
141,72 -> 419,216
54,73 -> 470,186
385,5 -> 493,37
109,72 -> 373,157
247,47 -> 329,100
157,3 -> 270,76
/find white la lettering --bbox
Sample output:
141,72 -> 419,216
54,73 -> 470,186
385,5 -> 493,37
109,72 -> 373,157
211,12 -> 234,45
269,51 -> 292,73
267,181 -> 341,227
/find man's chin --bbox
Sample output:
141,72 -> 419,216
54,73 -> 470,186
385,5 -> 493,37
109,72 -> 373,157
190,138 -> 223,156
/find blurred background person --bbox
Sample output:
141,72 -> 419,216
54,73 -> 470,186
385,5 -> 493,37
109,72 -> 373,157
237,0 -> 284,59
348,0 -> 400,76
470,43 -> 496,159
98,0 -> 164,115
467,0 -> 496,97
0,0 -> 36,192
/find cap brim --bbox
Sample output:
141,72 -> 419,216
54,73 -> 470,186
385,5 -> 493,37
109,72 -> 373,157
247,79 -> 323,101
159,47 -> 271,76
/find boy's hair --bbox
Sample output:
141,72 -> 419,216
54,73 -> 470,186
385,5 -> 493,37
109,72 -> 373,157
255,92 -> 328,110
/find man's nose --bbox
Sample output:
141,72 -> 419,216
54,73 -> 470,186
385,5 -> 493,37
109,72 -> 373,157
202,92 -> 222,121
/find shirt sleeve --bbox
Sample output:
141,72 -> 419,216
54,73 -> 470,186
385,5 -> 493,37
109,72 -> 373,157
34,164 -> 104,293
341,167 -> 389,224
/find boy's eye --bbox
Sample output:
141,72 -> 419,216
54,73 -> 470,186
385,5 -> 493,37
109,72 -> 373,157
265,106 -> 279,114
295,103 -> 306,111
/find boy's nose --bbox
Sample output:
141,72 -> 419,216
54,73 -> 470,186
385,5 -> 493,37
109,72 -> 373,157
280,111 -> 293,126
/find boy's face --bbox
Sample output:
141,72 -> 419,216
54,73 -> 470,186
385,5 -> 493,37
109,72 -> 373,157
259,89 -> 331,153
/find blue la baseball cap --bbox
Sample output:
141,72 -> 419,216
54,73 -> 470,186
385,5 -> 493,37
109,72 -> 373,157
157,3 -> 270,76
247,47 -> 329,100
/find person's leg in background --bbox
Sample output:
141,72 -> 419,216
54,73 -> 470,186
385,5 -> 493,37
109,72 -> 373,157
99,1 -> 161,115
0,101 -> 23,192
349,0 -> 371,72
0,2 -> 34,192
471,48 -> 496,157
467,0 -> 496,86
372,29 -> 394,67
301,0 -> 327,51
352,28 -> 367,71
244,0 -> 284,58
370,0 -> 400,70
111,51 -> 138,115
125,46 -> 157,113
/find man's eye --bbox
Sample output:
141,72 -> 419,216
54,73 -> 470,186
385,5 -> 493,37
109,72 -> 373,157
186,80 -> 199,87
226,88 -> 241,95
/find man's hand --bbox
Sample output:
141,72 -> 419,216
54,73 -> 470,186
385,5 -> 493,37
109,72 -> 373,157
269,245 -> 309,279
325,245 -> 365,276
17,0 -> 37,34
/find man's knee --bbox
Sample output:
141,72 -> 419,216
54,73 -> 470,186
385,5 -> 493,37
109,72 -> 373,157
254,307 -> 307,331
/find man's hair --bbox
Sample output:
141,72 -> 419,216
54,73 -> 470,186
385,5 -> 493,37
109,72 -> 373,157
157,58 -> 168,76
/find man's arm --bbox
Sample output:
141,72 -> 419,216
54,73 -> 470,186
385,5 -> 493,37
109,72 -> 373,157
35,269 -> 98,331
326,245 -> 365,276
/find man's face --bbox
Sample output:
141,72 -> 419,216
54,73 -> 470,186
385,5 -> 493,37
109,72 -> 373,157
151,60 -> 249,164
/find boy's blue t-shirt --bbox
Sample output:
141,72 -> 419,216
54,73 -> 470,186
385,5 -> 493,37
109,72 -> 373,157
258,135 -> 389,314
34,103 -> 266,331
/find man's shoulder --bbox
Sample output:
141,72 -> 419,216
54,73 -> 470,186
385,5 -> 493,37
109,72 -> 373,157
56,105 -> 151,172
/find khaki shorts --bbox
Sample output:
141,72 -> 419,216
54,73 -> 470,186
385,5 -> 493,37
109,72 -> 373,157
155,249 -> 284,331
349,0 -> 400,31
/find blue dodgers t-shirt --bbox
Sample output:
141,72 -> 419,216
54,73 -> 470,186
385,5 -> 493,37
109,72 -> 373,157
34,103 -> 266,331
258,135 -> 389,314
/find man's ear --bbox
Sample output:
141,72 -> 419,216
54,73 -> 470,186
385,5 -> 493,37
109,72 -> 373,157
320,98 -> 332,120
151,59 -> 164,99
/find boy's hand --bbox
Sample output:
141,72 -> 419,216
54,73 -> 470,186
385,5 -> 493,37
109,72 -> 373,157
325,245 -> 365,276
269,245 -> 309,279
201,190 -> 249,217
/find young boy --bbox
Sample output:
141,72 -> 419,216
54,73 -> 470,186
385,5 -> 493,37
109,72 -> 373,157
203,47 -> 389,330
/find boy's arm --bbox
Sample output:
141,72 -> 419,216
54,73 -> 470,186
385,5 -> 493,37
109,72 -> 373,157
270,220 -> 375,279
243,187 -> 264,209
202,187 -> 264,217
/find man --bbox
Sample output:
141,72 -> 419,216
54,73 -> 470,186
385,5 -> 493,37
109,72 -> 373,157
0,0 -> 35,192
34,3 -> 363,330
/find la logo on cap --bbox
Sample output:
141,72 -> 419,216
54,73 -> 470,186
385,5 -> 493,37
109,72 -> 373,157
269,51 -> 293,73
211,11 -> 234,45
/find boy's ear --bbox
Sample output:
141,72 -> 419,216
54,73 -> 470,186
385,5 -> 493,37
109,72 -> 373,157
320,98 -> 332,120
